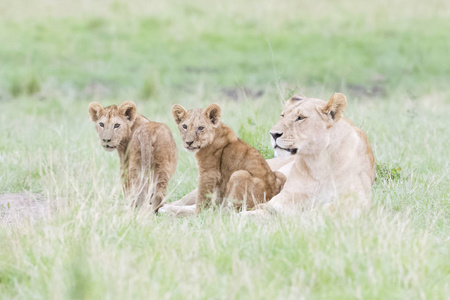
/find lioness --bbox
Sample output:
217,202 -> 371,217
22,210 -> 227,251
245,93 -> 375,215
88,101 -> 177,212
171,103 -> 286,214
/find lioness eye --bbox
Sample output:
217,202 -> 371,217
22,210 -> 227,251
182,124 -> 187,129
296,116 -> 305,121
198,126 -> 204,131
99,122 -> 104,127
114,123 -> 120,129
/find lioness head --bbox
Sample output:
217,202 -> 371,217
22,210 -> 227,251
171,104 -> 221,152
270,93 -> 347,156
88,101 -> 137,152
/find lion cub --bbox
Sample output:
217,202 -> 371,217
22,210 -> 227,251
89,101 -> 177,212
172,103 -> 286,213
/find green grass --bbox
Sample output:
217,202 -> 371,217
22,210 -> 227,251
0,0 -> 449,299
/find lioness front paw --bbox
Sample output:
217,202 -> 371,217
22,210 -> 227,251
157,204 -> 173,215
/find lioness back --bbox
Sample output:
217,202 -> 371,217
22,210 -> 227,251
172,103 -> 286,213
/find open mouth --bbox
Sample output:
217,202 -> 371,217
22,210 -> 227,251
186,146 -> 200,151
103,145 -> 117,150
274,145 -> 298,155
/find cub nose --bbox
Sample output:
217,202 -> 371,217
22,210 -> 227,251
103,139 -> 111,143
186,141 -> 194,147
270,132 -> 283,141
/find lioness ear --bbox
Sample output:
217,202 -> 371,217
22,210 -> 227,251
204,104 -> 221,126
286,94 -> 304,105
172,104 -> 187,124
321,93 -> 347,122
118,101 -> 137,123
88,102 -> 104,122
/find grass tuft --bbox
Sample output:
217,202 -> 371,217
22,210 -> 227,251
376,163 -> 402,181
8,74 -> 41,97
139,72 -> 160,100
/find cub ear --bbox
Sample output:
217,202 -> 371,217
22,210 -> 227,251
204,104 -> 221,127
172,104 -> 187,124
118,101 -> 137,123
88,102 -> 104,122
321,93 -> 347,122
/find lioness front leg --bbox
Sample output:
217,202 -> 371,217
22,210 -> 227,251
225,170 -> 267,210
240,192 -> 287,217
250,191 -> 310,215
166,188 -> 197,206
158,189 -> 197,217
158,204 -> 197,217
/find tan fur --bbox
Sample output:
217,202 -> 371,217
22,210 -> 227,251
246,93 -> 375,215
88,101 -> 177,212
171,104 -> 286,214
158,157 -> 295,216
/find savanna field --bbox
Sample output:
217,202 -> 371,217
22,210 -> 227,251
0,0 -> 449,298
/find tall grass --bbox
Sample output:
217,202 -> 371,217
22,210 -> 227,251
1,91 -> 449,299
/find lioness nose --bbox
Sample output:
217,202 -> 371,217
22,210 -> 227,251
186,141 -> 194,146
103,139 -> 111,143
270,132 -> 283,141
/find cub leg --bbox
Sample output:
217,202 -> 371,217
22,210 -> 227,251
150,170 -> 170,212
126,150 -> 147,207
197,171 -> 221,213
225,170 -> 267,210
273,170 -> 287,195
129,172 -> 149,208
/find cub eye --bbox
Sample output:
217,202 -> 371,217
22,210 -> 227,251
182,124 -> 187,129
114,123 -> 120,129
296,116 -> 306,121
99,122 -> 104,127
198,126 -> 204,131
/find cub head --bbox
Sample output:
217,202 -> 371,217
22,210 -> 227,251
172,104 -> 221,152
88,101 -> 137,152
270,93 -> 347,156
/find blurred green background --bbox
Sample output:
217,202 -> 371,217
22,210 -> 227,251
1,0 -> 449,100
